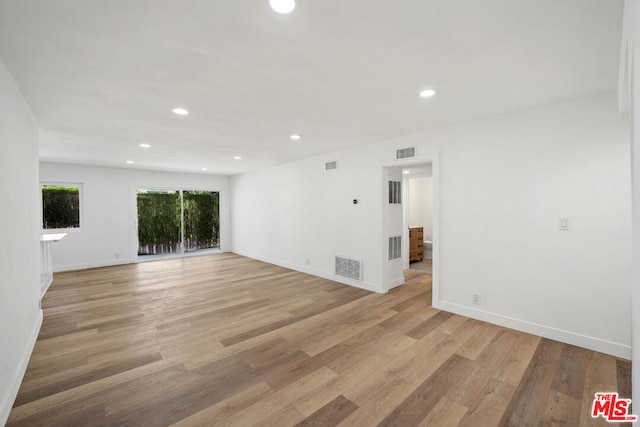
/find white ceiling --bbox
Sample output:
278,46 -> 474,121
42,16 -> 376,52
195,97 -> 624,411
403,164 -> 433,178
0,0 -> 624,175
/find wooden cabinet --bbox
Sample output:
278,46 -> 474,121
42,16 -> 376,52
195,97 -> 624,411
409,227 -> 424,262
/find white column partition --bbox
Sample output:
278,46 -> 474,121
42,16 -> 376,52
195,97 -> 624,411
40,233 -> 66,297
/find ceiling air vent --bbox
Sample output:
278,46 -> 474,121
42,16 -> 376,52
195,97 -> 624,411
325,161 -> 338,171
396,147 -> 416,160
335,255 -> 363,281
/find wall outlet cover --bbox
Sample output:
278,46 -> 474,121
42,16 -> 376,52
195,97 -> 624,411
472,293 -> 481,305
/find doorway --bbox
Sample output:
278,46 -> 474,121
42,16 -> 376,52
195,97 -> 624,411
381,153 -> 440,302
403,164 -> 433,275
136,188 -> 220,259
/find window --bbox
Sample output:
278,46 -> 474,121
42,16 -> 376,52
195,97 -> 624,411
42,183 -> 81,230
136,189 -> 220,256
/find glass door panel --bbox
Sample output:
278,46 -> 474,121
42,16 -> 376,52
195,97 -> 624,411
137,190 -> 181,256
183,191 -> 220,252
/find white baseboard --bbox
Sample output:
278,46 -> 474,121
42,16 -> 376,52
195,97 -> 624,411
434,300 -> 631,360
53,258 -> 133,272
0,309 -> 43,426
232,249 -> 383,293
40,273 -> 53,297
387,277 -> 405,290
53,249 -> 230,272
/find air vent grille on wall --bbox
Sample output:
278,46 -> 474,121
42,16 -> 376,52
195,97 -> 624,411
389,181 -> 401,204
335,255 -> 363,281
396,147 -> 416,160
389,236 -> 402,260
325,161 -> 338,171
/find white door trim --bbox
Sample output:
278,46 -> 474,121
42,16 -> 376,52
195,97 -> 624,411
380,151 -> 440,306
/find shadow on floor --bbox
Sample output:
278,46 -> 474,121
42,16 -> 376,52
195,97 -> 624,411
409,258 -> 432,274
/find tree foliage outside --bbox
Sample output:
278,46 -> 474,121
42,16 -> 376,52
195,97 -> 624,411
42,185 -> 80,229
183,191 -> 220,251
137,190 -> 219,256
137,191 -> 181,255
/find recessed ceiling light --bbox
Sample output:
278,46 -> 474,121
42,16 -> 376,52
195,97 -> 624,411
201,167 -> 208,171
403,170 -> 411,174
290,134 -> 301,140
126,160 -> 134,164
419,89 -> 437,98
234,156 -> 242,160
172,107 -> 189,116
139,143 -> 151,148
269,0 -> 296,14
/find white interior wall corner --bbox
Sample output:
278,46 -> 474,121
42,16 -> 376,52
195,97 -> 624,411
231,92 -> 631,359
0,58 -> 42,427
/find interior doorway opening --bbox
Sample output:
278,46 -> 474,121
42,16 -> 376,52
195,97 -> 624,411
403,163 -> 433,275
381,154 -> 439,302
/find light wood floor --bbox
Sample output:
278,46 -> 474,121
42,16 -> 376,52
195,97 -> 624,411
8,253 -> 631,426
409,258 -> 432,275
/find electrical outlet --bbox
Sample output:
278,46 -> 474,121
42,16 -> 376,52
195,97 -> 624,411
559,218 -> 571,231
305,258 -> 310,265
472,293 -> 481,305
114,253 -> 120,260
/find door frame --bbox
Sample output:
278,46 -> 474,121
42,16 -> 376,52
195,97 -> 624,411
129,185 -> 222,262
380,152 -> 440,307
402,165 -> 433,271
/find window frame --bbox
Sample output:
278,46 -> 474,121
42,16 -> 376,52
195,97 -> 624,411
135,187 -> 221,258
41,182 -> 83,233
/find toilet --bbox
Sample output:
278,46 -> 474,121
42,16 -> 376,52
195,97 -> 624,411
424,240 -> 433,259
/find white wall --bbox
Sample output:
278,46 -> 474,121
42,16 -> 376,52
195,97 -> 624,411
0,60 -> 42,425
384,167 -> 405,289
408,176 -> 433,241
39,163 -> 231,271
231,149 -> 386,292
629,0 -> 640,401
231,92 -> 632,358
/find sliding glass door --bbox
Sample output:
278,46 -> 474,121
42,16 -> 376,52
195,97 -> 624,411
136,189 -> 219,257
183,191 -> 219,252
